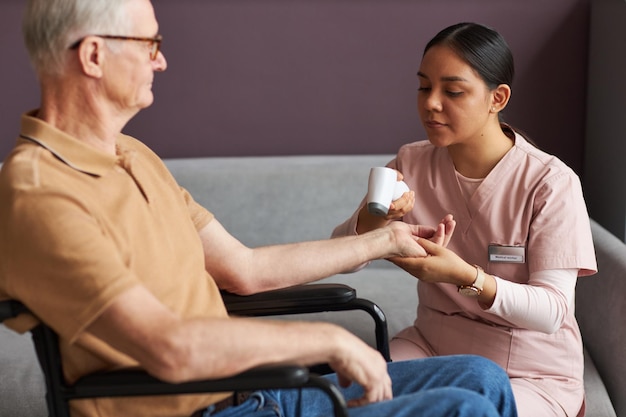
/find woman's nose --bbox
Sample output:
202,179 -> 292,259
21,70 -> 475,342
422,91 -> 443,112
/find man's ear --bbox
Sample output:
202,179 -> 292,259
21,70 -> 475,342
491,84 -> 511,112
77,36 -> 106,78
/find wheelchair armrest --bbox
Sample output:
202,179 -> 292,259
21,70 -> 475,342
0,299 -> 28,321
1,299 -> 352,417
72,365 -> 347,417
68,365 -> 310,399
221,283 -> 390,361
221,283 -> 356,316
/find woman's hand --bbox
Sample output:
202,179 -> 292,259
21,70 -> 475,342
386,190 -> 415,220
356,170 -> 415,234
387,216 -> 478,286
384,170 -> 415,220
384,214 -> 456,259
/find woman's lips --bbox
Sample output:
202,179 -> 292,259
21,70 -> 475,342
425,120 -> 446,129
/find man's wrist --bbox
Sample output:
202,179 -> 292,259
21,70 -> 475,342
370,226 -> 394,259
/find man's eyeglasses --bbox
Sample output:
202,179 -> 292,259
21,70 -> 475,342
69,35 -> 163,60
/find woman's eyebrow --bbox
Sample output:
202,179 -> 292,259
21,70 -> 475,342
441,75 -> 469,82
417,72 -> 468,83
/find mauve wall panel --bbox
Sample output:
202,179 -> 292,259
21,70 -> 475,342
0,0 -> 589,173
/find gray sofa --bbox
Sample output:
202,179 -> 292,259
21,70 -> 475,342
1,155 -> 624,416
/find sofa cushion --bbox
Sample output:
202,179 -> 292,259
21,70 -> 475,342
0,325 -> 46,417
164,155 -> 395,251
0,156 -> 620,417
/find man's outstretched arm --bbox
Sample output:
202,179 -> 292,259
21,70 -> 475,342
198,218 -> 437,295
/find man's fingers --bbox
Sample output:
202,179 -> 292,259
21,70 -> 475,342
347,381 -> 392,407
337,374 -> 352,388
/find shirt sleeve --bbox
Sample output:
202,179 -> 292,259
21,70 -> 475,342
4,188 -> 139,342
179,185 -> 214,231
487,268 -> 578,334
527,171 -> 597,275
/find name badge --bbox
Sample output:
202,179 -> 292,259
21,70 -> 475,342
488,245 -> 525,263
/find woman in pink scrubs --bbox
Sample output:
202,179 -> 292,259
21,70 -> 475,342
333,22 -> 597,417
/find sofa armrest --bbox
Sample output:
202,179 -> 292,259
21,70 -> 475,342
576,220 -> 626,416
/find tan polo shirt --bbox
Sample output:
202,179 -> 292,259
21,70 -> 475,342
0,112 -> 229,417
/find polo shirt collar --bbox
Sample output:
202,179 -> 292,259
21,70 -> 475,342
19,111 -> 120,177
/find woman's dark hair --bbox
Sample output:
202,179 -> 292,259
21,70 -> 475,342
423,22 -> 536,143
424,22 -> 514,91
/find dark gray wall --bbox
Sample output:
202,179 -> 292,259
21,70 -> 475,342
584,0 -> 626,240
1,0 -> 590,174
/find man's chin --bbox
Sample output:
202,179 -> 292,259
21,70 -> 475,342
138,93 -> 155,110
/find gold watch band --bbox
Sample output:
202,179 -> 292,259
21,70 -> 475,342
458,265 -> 485,297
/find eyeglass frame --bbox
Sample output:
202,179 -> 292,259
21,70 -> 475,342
69,34 -> 163,60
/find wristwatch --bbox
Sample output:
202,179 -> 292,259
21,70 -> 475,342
458,265 -> 485,297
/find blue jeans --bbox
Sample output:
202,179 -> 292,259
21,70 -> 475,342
200,355 -> 518,417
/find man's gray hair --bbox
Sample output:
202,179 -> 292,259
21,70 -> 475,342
22,0 -> 133,75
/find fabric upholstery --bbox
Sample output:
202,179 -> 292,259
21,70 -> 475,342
0,156 -> 620,416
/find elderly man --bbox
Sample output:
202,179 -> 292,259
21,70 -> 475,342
0,0 -> 518,416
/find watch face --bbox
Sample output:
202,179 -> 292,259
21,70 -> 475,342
458,286 -> 481,297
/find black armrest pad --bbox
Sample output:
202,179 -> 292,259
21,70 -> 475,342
70,365 -> 310,399
0,300 -> 28,321
221,284 -> 356,315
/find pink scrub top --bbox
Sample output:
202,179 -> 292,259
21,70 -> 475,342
334,130 -> 597,416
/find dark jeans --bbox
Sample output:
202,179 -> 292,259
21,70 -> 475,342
198,354 -> 518,417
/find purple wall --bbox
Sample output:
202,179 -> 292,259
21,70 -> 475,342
0,0 -> 590,173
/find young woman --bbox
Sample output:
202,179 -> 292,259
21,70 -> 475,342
333,22 -> 597,417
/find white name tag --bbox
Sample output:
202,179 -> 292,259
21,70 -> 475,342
488,245 -> 525,263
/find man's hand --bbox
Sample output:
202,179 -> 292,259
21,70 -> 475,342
327,330 -> 393,407
383,214 -> 456,259
430,214 -> 456,247
389,236 -> 475,286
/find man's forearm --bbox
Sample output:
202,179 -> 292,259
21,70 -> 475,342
86,285 -> 357,384
226,229 -> 396,294
167,317 -> 350,381
201,219 -> 427,295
